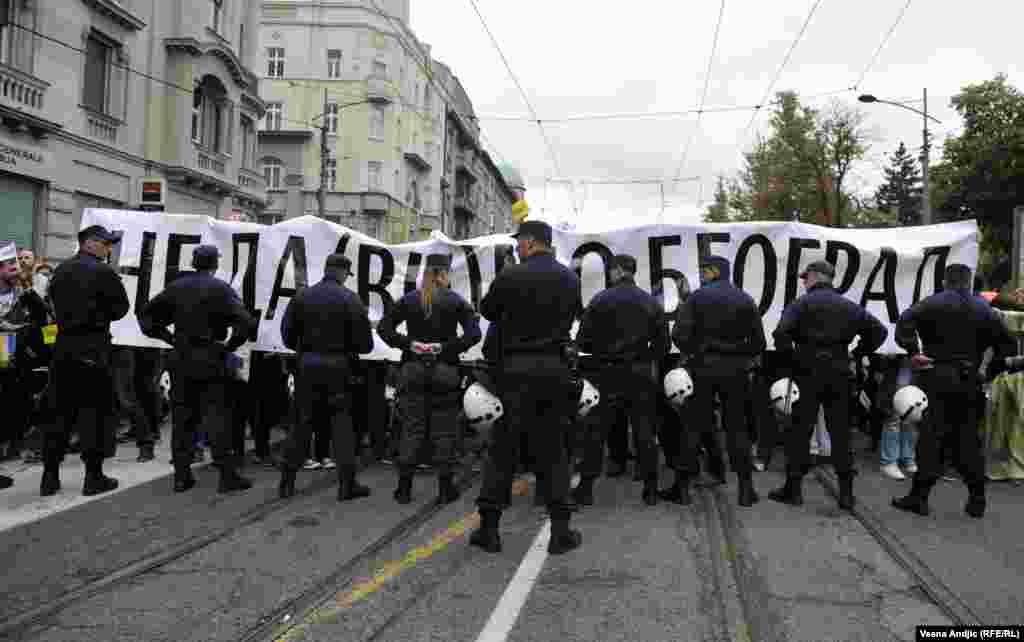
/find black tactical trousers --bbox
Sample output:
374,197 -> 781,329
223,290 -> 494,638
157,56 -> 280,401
111,346 -> 161,447
478,353 -> 576,513
913,364 -> 985,489
747,369 -> 779,458
283,353 -> 357,477
579,362 -> 659,480
43,345 -> 117,464
786,366 -> 854,477
171,374 -> 231,468
681,363 -> 752,477
396,359 -> 461,473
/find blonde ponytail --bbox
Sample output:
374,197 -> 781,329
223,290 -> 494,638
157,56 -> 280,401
419,268 -> 442,318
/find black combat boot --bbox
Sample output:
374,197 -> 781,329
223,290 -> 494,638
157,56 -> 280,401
469,509 -> 502,553
40,460 -> 61,496
278,468 -> 296,499
0,475 -> 11,490
173,464 -> 196,493
136,444 -> 155,463
642,476 -> 659,506
768,476 -> 804,506
658,473 -> 692,505
965,482 -> 986,519
339,472 -> 371,502
393,470 -> 414,505
572,475 -> 596,506
891,478 -> 932,516
437,473 -> 460,505
548,508 -> 582,555
82,457 -> 119,497
737,475 -> 759,507
217,459 -> 253,494
837,472 -> 856,511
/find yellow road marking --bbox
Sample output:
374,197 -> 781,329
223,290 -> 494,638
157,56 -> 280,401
275,478 -> 531,642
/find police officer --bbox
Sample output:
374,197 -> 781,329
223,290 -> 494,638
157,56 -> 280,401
43,225 -> 130,496
378,254 -> 481,504
573,254 -> 669,506
138,245 -> 256,494
891,263 -> 1015,519
667,255 -> 765,507
471,220 -> 583,555
277,254 -> 375,501
769,259 -> 887,510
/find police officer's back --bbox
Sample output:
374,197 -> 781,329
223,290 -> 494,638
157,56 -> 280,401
891,263 -> 1015,519
670,255 -> 765,507
769,260 -> 887,510
43,225 -> 129,497
472,220 -> 583,556
574,253 -> 668,506
139,245 -> 255,494
278,253 -> 374,501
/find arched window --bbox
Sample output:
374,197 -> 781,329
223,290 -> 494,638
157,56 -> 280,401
262,157 -> 283,189
192,75 -> 232,155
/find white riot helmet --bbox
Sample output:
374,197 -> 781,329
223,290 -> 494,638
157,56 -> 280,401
893,385 -> 928,423
578,379 -> 600,417
463,383 -> 503,428
663,368 -> 695,406
769,378 -> 800,415
287,373 -> 295,399
159,370 -> 172,403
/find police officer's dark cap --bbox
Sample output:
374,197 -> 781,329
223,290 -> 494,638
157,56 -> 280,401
510,220 -> 553,245
78,225 -> 122,244
800,260 -> 835,279
192,245 -> 220,269
425,254 -> 451,271
611,254 -> 637,274
325,253 -> 352,272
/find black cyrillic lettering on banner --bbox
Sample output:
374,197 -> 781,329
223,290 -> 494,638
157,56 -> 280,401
334,232 -> 351,256
460,245 -> 483,311
734,234 -> 777,316
860,247 -> 900,322
165,233 -> 202,286
358,244 -> 395,318
913,246 -> 951,303
648,235 -> 683,322
696,232 -> 731,269
784,238 -> 822,306
118,231 -> 157,312
571,242 -> 614,289
265,235 -> 309,321
231,233 -> 262,338
494,244 -> 516,274
403,252 -> 423,295
825,241 -> 861,295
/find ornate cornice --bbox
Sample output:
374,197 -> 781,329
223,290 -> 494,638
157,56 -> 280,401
79,0 -> 147,31
164,38 -> 258,91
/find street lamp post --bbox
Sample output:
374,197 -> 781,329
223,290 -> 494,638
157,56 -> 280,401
311,91 -> 393,221
859,89 -> 942,225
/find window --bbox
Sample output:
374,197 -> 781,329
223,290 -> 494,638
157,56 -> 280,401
238,23 -> 245,59
191,89 -> 202,142
265,102 -> 282,130
267,47 -> 285,78
325,102 -> 338,134
372,60 -> 386,77
424,86 -> 431,111
211,0 -> 223,33
0,0 -> 35,72
263,158 -> 283,189
326,159 -> 337,188
327,49 -> 341,78
240,116 -> 256,168
369,105 -> 384,140
83,33 -> 112,114
367,161 -> 382,190
192,75 -> 232,154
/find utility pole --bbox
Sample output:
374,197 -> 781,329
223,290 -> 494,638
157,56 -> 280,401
318,88 -> 329,220
921,87 -> 932,225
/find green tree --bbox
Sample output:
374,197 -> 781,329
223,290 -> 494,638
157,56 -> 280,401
874,142 -> 923,226
703,176 -> 732,222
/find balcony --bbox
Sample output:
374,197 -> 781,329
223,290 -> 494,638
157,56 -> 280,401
238,167 -> 264,190
366,74 -> 391,104
0,63 -> 47,116
85,110 -> 119,143
404,151 -> 431,172
196,149 -> 226,174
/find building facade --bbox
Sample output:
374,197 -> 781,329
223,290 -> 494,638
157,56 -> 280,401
0,0 -> 267,264
257,0 -> 520,242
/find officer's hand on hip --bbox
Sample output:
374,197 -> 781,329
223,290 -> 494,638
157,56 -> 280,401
910,353 -> 935,371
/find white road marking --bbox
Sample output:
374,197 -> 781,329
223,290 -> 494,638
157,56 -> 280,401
474,519 -> 551,642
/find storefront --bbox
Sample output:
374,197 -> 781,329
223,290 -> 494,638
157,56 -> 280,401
0,124 -> 51,256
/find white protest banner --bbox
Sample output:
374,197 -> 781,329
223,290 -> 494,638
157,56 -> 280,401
81,208 -> 978,358
0,241 -> 16,263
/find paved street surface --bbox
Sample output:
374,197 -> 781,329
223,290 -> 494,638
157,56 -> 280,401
11,427 -> 1016,642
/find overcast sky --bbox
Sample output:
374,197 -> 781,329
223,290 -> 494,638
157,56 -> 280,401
409,1 -> 1022,230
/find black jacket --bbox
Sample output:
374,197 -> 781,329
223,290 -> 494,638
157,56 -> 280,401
895,288 -> 1015,367
139,271 -> 255,353
378,288 -> 482,363
0,284 -> 50,366
49,252 -> 129,339
773,283 -> 887,364
480,252 -> 581,356
280,276 -> 373,356
577,277 -> 669,363
673,262 -> 765,360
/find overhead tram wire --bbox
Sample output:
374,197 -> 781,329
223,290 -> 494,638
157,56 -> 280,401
852,0 -> 915,91
466,0 -> 577,215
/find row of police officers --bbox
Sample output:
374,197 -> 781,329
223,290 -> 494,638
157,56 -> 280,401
42,221 -> 1014,554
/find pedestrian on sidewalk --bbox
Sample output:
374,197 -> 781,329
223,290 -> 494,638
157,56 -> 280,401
138,245 -> 256,494
43,226 -> 129,497
892,264 -> 1016,519
378,254 -> 481,505
277,254 -> 375,502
